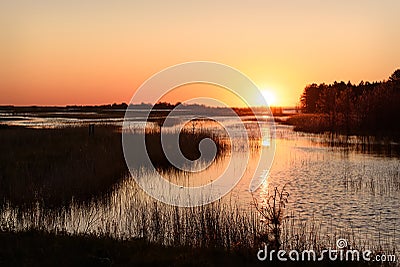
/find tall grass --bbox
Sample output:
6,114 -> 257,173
253,187 -> 289,250
284,115 -> 400,157
0,179 -> 397,266
0,125 -> 229,208
0,125 -> 128,208
0,125 -> 397,264
143,127 -> 229,171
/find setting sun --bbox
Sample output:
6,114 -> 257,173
0,1 -> 399,264
261,90 -> 276,106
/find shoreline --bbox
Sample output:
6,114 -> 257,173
282,113 -> 400,141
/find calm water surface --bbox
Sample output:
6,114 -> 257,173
1,113 -> 399,248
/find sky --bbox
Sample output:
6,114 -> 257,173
1,0 -> 399,107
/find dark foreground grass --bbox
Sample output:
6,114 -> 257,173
0,125 -> 229,208
0,125 -> 128,208
0,126 -> 397,266
0,230 -> 393,267
0,229 -> 256,267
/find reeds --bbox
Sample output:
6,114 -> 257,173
0,125 -> 128,208
0,125 -> 397,264
0,125 -> 231,208
143,128 -> 229,171
284,114 -> 330,134
0,179 -> 397,265
253,186 -> 289,250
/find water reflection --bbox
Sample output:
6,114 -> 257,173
260,125 -> 399,248
0,115 -> 398,249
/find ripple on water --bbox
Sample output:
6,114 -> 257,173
256,127 -> 399,247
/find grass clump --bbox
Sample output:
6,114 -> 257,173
0,126 -> 128,208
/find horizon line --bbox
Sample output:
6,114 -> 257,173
0,103 -> 298,109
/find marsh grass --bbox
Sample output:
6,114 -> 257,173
253,187 -> 289,250
0,125 -> 230,209
283,115 -> 400,158
0,229 -> 268,267
0,125 -> 398,265
144,128 -> 230,171
0,125 -> 128,208
0,181 -> 397,266
0,172 -> 397,267
284,114 -> 330,134
342,162 -> 400,195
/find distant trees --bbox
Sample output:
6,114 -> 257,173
389,69 -> 400,82
299,69 -> 400,137
300,83 -> 321,113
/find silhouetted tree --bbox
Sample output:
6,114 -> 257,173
389,69 -> 400,82
300,84 -> 320,113
298,69 -> 400,139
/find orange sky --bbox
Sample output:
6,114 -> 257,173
1,1 -> 399,107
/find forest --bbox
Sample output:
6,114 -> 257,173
299,69 -> 400,138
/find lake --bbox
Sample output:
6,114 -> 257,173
0,111 -> 398,251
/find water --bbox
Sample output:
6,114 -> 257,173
0,112 -> 399,249
261,126 -> 399,248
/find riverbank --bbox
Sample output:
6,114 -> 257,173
283,113 -> 400,141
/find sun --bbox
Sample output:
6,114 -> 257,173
261,90 -> 276,106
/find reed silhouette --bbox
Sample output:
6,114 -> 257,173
0,126 -> 128,208
0,125 -> 229,208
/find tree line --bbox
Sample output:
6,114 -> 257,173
299,69 -> 400,137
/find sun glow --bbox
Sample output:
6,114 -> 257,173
261,90 -> 276,106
